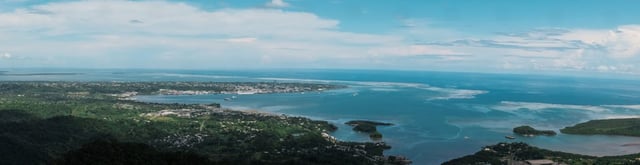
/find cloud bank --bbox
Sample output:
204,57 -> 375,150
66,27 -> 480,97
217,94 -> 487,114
0,1 -> 638,75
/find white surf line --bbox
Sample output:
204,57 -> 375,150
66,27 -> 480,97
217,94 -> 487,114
494,101 -> 609,112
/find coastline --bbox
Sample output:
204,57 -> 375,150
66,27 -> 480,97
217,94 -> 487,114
0,81 -> 411,164
132,88 -> 412,164
133,93 -> 411,163
133,84 -> 640,164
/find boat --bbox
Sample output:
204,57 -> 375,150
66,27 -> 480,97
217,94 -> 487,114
224,98 -> 232,101
505,136 -> 516,139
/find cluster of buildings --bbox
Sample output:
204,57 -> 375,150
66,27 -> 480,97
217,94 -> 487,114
142,108 -> 224,118
156,84 -> 327,96
157,89 -> 217,95
155,133 -> 209,148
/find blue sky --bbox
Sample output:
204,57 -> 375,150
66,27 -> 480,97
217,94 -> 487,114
0,0 -> 639,76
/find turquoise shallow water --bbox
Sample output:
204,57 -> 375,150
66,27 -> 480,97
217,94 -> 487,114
4,69 -> 640,164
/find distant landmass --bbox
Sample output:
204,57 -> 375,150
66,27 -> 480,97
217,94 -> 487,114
0,72 -> 82,76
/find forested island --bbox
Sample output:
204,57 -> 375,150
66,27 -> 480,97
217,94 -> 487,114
513,125 -> 556,136
0,81 -> 410,165
345,120 -> 393,139
561,118 -> 640,137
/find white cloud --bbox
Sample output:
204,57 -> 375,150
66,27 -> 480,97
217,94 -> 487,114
226,37 -> 258,44
554,26 -> 640,59
0,2 -> 339,37
0,1 -> 411,68
551,49 -> 586,70
368,45 -> 467,56
265,0 -> 289,8
1,52 -> 10,59
597,65 -> 615,72
428,25 -> 640,73
0,1 -> 638,74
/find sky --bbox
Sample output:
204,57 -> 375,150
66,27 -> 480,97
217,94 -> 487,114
0,0 -> 639,76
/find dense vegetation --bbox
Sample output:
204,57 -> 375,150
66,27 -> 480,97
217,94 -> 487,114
345,120 -> 393,140
443,142 -> 640,165
561,118 -> 640,137
0,81 -> 406,165
513,125 -> 556,136
54,138 -> 213,165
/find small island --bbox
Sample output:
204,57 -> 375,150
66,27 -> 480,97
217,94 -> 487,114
560,118 -> 640,136
345,120 -> 393,139
513,125 -> 556,136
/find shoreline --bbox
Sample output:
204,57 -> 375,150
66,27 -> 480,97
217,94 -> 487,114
135,94 -> 401,139
135,92 -> 640,165
133,92 -> 409,162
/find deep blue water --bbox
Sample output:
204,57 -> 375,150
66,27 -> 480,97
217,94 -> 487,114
3,68 -> 640,165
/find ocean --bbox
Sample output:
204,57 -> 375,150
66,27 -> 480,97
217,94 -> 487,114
3,68 -> 640,164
